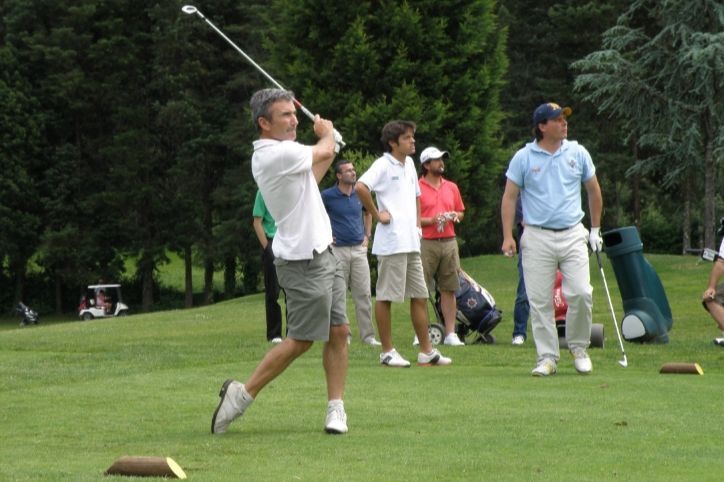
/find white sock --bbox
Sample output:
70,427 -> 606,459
239,385 -> 255,407
328,399 -> 344,410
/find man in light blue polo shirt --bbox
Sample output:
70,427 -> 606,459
501,103 -> 603,377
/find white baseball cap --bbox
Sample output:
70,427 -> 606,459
420,147 -> 449,164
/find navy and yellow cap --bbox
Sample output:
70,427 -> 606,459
533,103 -> 572,126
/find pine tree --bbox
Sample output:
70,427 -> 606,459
0,45 -> 45,306
573,0 -> 724,250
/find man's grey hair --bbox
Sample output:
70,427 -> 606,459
250,88 -> 295,133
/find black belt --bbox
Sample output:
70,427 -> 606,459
528,225 -> 573,233
424,237 -> 456,242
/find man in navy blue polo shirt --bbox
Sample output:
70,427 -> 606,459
321,159 -> 381,345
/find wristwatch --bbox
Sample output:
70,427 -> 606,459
365,233 -> 372,240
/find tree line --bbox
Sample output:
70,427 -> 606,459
1,0 -> 722,315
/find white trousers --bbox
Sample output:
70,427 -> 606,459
521,223 -> 593,363
330,245 -> 377,342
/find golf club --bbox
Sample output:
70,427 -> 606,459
181,5 -> 345,151
595,250 -> 628,367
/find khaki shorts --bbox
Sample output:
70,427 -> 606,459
274,248 -> 349,341
702,283 -> 724,311
421,238 -> 461,292
376,252 -> 429,302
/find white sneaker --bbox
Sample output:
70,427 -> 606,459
570,347 -> 592,374
412,335 -> 419,346
271,337 -> 282,344
511,335 -> 525,345
417,349 -> 452,366
211,379 -> 253,434
714,338 -> 724,346
380,348 -> 411,368
364,338 -> 382,346
531,359 -> 557,377
324,404 -> 348,434
444,333 -> 465,346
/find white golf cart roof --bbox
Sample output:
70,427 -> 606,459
88,284 -> 121,289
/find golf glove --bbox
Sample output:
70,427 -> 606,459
589,227 -> 603,252
436,212 -> 451,232
333,129 -> 346,153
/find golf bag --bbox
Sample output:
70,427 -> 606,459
455,269 -> 503,343
429,269 -> 502,344
16,302 -> 39,327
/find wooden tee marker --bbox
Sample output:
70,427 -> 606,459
659,363 -> 704,375
104,456 -> 186,479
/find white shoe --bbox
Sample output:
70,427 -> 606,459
444,333 -> 465,346
570,347 -> 592,374
211,380 -> 253,434
417,349 -> 452,366
324,404 -> 348,434
531,359 -> 557,377
271,337 -> 282,344
364,338 -> 382,346
714,338 -> 724,346
380,348 -> 411,368
412,335 -> 419,346
511,335 -> 525,345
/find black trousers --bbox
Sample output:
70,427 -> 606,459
262,238 -> 285,340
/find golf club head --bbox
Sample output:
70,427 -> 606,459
618,356 -> 628,367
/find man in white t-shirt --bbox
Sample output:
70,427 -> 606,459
211,88 -> 350,435
355,120 -> 452,368
702,237 -> 724,346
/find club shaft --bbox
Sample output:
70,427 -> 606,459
596,251 -> 627,356
193,11 -> 315,122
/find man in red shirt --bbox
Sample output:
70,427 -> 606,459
418,147 -> 466,346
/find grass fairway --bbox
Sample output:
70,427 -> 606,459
1,254 -> 723,481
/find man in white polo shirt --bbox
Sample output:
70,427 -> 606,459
355,120 -> 452,368
211,88 -> 350,435
501,103 -> 603,377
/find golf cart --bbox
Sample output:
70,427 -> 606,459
78,284 -> 129,321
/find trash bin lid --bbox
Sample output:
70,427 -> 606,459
602,226 -> 643,258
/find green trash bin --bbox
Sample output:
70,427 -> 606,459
602,226 -> 673,343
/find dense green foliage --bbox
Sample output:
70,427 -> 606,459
1,0 -> 722,313
266,0 -> 509,256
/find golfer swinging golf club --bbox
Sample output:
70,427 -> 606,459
211,88 -> 350,434
501,103 -> 603,376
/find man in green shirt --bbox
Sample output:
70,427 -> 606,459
253,189 -> 284,342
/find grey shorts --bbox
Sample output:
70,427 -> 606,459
274,248 -> 349,341
702,283 -> 724,311
376,252 -> 429,302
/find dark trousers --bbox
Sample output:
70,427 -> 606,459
512,226 -> 530,338
262,238 -> 284,340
